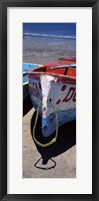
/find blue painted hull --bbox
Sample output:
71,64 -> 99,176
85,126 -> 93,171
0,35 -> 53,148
31,99 -> 76,137
23,63 -> 42,100
23,63 -> 42,71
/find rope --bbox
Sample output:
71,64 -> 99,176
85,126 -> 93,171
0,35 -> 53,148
32,100 -> 58,148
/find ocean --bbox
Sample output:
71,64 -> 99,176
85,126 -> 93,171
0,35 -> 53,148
23,23 -> 76,64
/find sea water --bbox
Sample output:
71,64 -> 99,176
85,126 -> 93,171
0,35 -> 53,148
23,23 -> 76,64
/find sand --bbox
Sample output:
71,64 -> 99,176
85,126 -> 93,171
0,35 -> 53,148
23,96 -> 76,178
23,37 -> 76,64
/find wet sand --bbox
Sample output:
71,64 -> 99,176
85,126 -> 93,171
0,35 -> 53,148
23,96 -> 76,178
23,38 -> 76,64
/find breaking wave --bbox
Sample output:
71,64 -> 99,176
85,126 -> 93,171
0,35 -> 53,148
23,33 -> 76,39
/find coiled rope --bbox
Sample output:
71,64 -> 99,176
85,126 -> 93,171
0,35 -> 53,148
32,100 -> 58,148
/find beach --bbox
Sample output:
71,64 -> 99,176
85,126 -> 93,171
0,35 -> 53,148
23,23 -> 76,178
23,23 -> 76,64
23,37 -> 76,64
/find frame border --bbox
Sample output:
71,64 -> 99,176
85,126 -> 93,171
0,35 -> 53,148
0,0 -> 99,200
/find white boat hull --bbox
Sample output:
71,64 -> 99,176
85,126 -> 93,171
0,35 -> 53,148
29,74 -> 76,137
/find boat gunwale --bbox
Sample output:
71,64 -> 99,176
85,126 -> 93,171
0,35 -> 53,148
28,70 -> 76,80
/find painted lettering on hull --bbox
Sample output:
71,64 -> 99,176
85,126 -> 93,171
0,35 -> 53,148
62,87 -> 76,102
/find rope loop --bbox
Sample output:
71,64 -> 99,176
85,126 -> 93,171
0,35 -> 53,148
32,100 -> 58,148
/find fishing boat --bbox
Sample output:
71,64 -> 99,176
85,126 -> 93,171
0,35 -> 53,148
28,57 -> 76,141
23,71 -> 29,100
23,63 -> 43,100
23,63 -> 43,72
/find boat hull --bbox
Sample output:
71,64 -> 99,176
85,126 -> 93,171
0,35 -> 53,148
23,63 -> 42,100
23,72 -> 29,100
23,81 -> 29,100
23,63 -> 43,71
29,73 -> 76,137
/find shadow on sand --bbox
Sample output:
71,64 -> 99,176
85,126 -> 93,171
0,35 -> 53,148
30,111 -> 76,167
